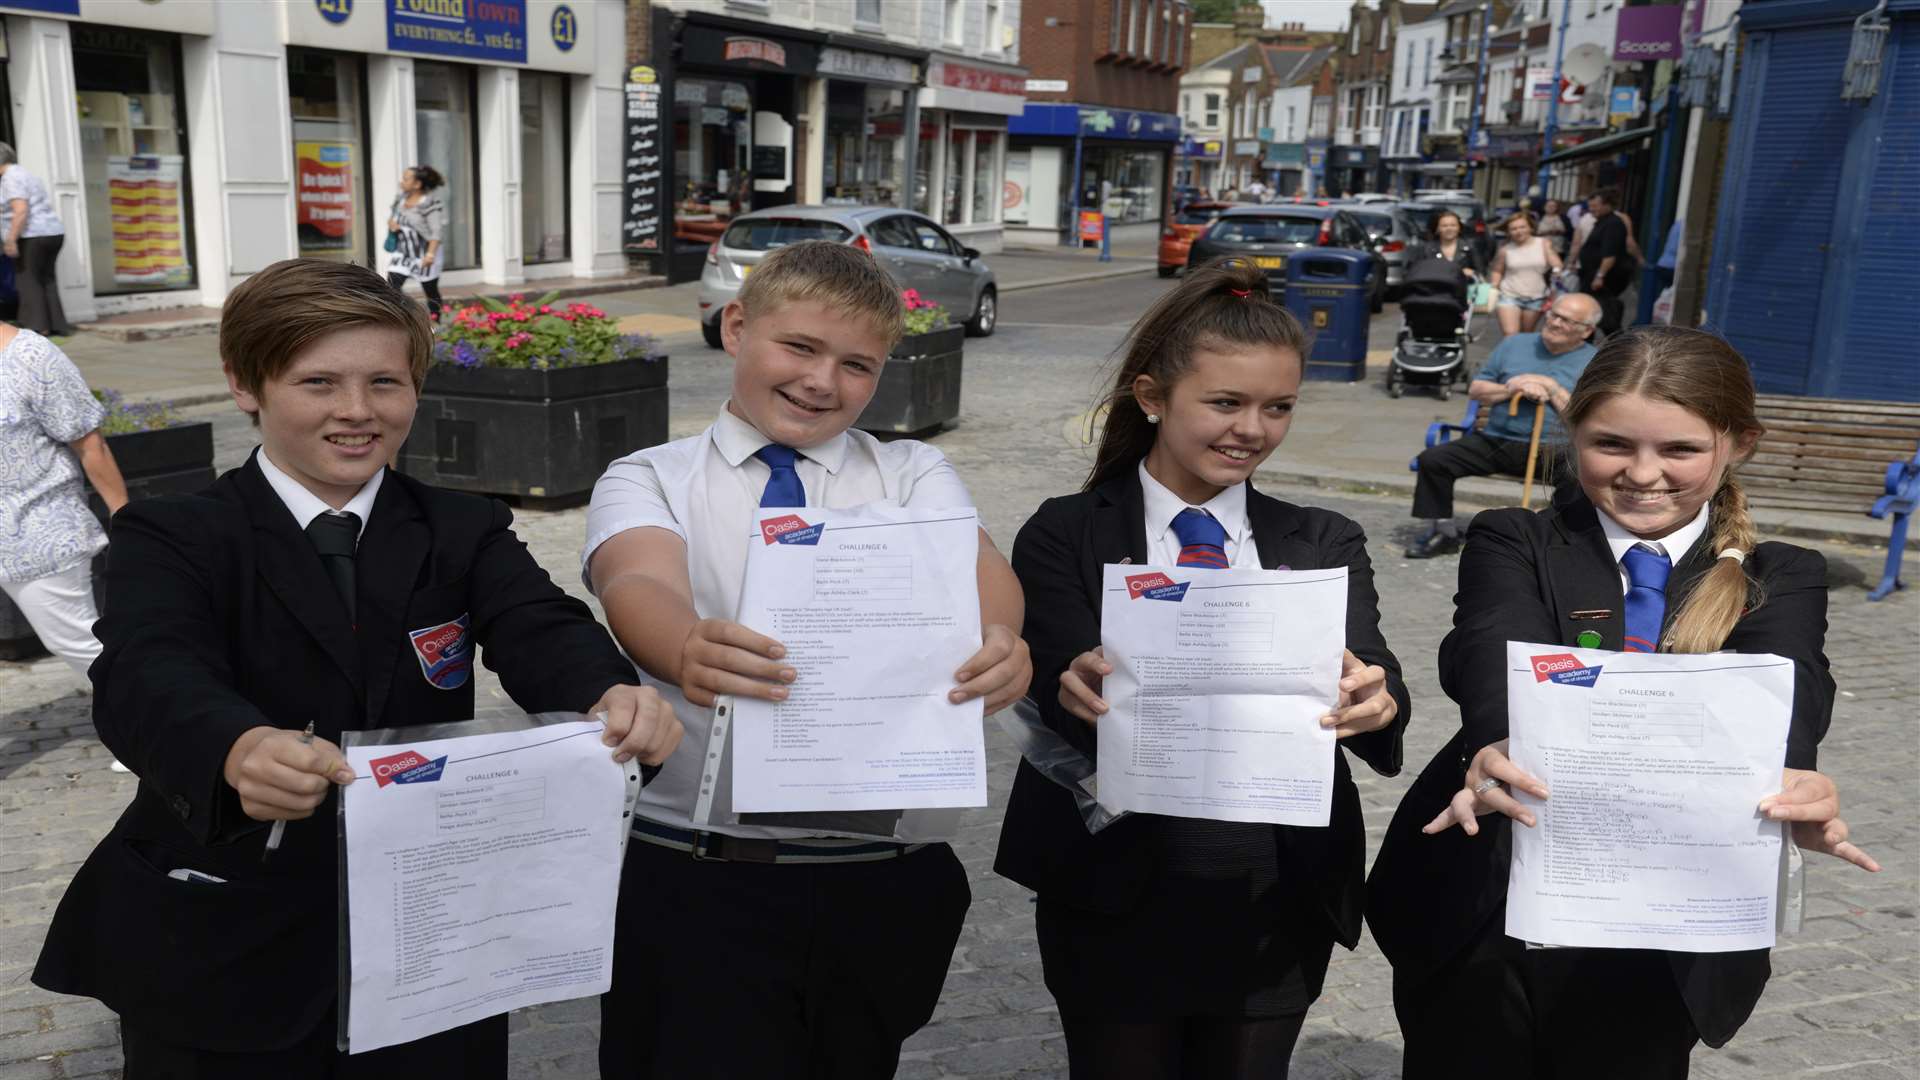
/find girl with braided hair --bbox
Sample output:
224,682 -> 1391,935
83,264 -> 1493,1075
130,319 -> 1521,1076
1368,326 -> 1879,1079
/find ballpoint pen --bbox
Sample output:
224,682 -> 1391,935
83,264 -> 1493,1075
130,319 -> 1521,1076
262,721 -> 316,861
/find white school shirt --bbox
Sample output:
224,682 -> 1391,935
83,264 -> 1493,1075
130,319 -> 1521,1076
255,446 -> 382,539
582,403 -> 977,839
1595,502 -> 1710,595
1138,461 -> 1260,570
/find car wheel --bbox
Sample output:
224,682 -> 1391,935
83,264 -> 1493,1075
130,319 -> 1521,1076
702,317 -> 724,350
966,287 -> 997,337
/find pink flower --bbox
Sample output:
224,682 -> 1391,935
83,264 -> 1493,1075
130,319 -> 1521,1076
539,305 -> 552,314
510,293 -> 525,304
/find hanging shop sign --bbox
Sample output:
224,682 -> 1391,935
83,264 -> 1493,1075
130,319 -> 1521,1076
387,0 -> 527,64
621,65 -> 665,255
1613,6 -> 1684,62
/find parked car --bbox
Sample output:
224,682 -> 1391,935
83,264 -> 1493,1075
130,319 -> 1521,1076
1409,190 -> 1493,262
1159,201 -> 1239,278
1334,201 -> 1419,290
697,205 -> 998,348
1185,205 -> 1386,312
1343,192 -> 1400,204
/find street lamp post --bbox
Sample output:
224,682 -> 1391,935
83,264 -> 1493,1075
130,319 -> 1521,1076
1462,0 -> 1492,191
1536,0 -> 1574,201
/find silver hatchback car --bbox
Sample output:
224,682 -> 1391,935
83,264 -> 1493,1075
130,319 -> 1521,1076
697,205 -> 998,348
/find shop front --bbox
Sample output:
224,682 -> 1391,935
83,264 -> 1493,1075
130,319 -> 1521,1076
641,11 -> 818,283
1173,136 -> 1221,192
818,43 -> 922,212
1263,142 -> 1307,197
2,0 -> 625,321
918,54 -> 1023,253
1326,144 -> 1381,197
1007,102 -> 1178,247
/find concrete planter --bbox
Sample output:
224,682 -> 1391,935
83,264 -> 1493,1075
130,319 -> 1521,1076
0,422 -> 216,661
398,355 -> 670,506
857,324 -> 964,437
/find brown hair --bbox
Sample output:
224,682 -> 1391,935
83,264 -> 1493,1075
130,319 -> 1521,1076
1085,257 -> 1310,491
1503,209 -> 1537,234
1428,209 -> 1463,241
1589,187 -> 1619,208
221,258 -> 434,399
735,239 -> 906,347
1562,326 -> 1765,653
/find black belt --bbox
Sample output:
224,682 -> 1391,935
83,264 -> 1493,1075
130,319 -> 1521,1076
630,817 -> 922,865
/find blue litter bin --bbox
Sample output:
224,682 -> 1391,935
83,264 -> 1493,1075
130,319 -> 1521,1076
1285,250 -> 1374,382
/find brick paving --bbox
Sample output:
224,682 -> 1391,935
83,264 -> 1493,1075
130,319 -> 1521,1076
2,276 -> 1914,1078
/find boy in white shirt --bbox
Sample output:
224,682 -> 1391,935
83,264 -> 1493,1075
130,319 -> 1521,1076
584,240 -> 1031,1078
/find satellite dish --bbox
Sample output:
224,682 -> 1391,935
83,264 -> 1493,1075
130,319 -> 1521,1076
1561,44 -> 1609,86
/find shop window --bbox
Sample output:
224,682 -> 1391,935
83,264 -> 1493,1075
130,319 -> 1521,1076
945,0 -> 965,46
1083,147 -> 1163,225
413,61 -> 479,271
288,49 -> 370,265
672,78 -> 751,254
970,130 -> 998,224
856,0 -> 883,27
73,25 -> 194,295
825,83 -> 907,208
915,118 -> 939,217
520,72 -> 570,264
944,128 -> 971,224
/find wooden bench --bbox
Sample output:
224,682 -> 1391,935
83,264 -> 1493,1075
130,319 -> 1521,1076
1747,394 -> 1920,601
1409,393 -> 1920,601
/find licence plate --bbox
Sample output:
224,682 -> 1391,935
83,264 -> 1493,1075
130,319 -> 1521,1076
1253,256 -> 1284,269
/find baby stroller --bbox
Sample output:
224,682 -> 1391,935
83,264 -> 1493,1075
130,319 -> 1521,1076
1387,257 -> 1473,400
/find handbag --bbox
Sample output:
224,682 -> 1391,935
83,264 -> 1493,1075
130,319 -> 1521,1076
383,230 -> 399,253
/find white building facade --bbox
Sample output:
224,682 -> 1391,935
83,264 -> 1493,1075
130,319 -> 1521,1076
2,0 -> 631,322
1384,9 -> 1447,193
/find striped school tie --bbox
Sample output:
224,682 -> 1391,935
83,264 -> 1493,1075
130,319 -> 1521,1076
1622,543 -> 1672,653
754,444 -> 805,508
1171,508 -> 1230,569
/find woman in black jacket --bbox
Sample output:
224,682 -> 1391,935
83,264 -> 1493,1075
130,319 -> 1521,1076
995,259 -> 1411,1078
1367,326 -> 1879,1079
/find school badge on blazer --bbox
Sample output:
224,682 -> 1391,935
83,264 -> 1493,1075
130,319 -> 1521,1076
408,614 -> 473,689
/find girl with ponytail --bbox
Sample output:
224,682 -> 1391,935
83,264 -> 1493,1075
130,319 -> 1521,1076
1368,326 -> 1879,1078
994,258 -> 1412,1078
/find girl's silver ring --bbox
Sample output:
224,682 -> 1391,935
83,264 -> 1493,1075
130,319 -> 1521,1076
1472,778 -> 1502,795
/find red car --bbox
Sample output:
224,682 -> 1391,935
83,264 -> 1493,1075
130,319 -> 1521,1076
1159,201 -> 1238,277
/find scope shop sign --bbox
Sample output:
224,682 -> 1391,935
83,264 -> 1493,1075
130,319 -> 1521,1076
388,0 -> 528,64
622,66 -> 665,255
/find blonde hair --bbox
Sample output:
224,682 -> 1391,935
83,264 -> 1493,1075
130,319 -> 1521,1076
222,258 -> 433,396
736,239 -> 906,347
1562,327 -> 1764,654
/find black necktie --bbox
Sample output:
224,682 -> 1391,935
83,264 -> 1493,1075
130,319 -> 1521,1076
306,512 -> 361,624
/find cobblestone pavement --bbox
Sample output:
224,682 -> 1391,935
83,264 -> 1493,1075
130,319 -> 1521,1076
2,277 -> 1914,1078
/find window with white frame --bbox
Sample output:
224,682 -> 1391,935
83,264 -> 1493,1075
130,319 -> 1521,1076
1365,85 -> 1383,131
1350,20 -> 1361,54
1163,2 -> 1176,62
1110,0 -> 1123,52
1424,39 -> 1433,84
1344,87 -> 1364,132
855,0 -> 881,27
1378,11 -> 1390,50
1310,97 -> 1330,133
1182,92 -> 1192,120
1205,92 -> 1220,128
944,0 -> 963,44
986,0 -> 1003,51
1285,104 -> 1296,140
1130,0 -> 1142,54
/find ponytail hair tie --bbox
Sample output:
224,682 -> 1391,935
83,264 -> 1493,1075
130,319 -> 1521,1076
1718,548 -> 1747,565
1228,287 -> 1251,298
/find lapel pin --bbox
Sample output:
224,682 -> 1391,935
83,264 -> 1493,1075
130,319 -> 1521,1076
1575,630 -> 1604,649
1569,609 -> 1612,620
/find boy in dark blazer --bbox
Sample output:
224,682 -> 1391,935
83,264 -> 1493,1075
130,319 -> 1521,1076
32,259 -> 680,1079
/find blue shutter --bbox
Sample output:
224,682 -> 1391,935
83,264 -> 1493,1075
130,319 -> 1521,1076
1707,27 -> 1857,394
1836,19 -> 1919,401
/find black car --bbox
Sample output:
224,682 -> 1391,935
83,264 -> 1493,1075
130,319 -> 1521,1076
1185,205 -> 1387,312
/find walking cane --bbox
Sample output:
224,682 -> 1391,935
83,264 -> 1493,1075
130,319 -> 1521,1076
1510,391 -> 1549,509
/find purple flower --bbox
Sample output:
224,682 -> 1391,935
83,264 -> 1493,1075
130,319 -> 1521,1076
453,341 -> 482,369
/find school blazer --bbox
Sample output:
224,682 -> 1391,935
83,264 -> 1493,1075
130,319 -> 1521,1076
993,470 -> 1411,948
1365,485 -> 1833,1048
33,455 -> 637,1053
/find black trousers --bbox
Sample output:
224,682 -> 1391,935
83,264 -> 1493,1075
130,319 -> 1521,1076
385,271 -> 443,321
598,838 -> 971,1080
16,233 -> 75,336
1394,920 -> 1699,1080
1060,1011 -> 1309,1080
1410,431 -> 1565,520
121,1011 -> 505,1080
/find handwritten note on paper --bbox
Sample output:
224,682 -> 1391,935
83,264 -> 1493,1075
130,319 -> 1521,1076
1504,642 -> 1793,952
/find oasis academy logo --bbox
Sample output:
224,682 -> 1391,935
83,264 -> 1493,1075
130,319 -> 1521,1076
369,749 -> 448,788
1532,652 -> 1603,687
760,514 -> 824,545
1125,572 -> 1190,602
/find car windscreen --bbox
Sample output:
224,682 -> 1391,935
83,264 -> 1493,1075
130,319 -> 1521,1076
1208,216 -> 1321,244
721,218 -> 853,250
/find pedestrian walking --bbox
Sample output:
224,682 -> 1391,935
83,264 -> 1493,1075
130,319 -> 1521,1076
1488,210 -> 1563,336
1576,188 -> 1636,336
1369,326 -> 1881,1079
0,323 -> 126,678
1537,197 -> 1574,259
386,165 -> 446,321
1414,210 -> 1484,280
0,143 -> 78,337
996,258 -> 1410,1080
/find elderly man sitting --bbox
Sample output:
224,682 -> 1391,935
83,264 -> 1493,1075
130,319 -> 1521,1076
1405,291 -> 1603,559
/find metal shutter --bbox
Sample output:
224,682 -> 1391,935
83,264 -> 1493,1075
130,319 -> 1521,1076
1836,18 -> 1918,401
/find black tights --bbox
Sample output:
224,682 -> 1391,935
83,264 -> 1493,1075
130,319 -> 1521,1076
386,272 -> 443,321
1061,1012 -> 1308,1080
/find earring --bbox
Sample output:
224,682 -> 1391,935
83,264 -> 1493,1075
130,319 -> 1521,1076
1146,413 -> 1161,424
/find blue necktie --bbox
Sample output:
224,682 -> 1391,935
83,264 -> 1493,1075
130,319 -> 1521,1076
1622,544 -> 1671,653
1171,508 -> 1229,569
754,444 -> 805,508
